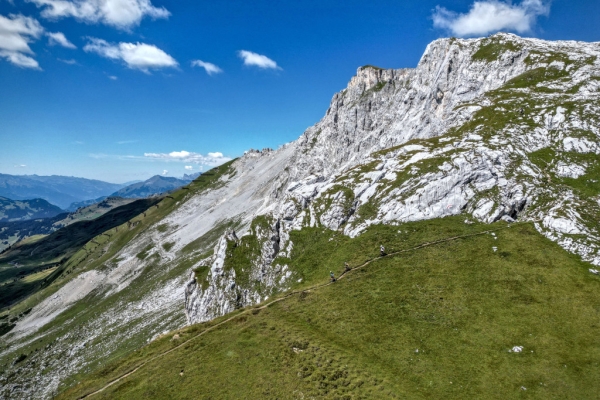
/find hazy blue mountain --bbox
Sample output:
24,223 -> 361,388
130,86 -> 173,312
182,172 -> 202,181
109,175 -> 190,198
67,176 -> 197,211
66,197 -> 107,212
121,180 -> 144,186
0,174 -> 125,209
57,197 -> 137,227
0,197 -> 64,222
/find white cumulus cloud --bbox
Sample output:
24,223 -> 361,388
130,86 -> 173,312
184,165 -> 193,170
27,0 -> 170,30
0,14 -> 44,69
84,38 -> 178,72
238,50 -> 281,70
47,31 -> 76,48
432,0 -> 550,37
162,169 -> 168,175
191,59 -> 222,75
166,150 -> 190,158
144,150 -> 231,167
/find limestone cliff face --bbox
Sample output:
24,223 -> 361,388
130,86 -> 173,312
281,34 -> 530,183
186,33 -> 600,324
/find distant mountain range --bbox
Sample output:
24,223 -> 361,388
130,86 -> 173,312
56,197 -> 136,227
0,197 -> 161,308
182,172 -> 202,181
0,173 -> 201,211
67,175 -> 196,211
0,197 -> 63,222
109,175 -> 190,199
0,173 -> 197,250
0,197 -> 138,253
0,174 -> 125,209
0,212 -> 68,252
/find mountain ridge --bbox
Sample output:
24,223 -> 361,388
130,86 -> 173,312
0,197 -> 63,222
1,33 -> 599,399
66,175 -> 194,211
109,175 -> 191,199
0,174 -> 125,209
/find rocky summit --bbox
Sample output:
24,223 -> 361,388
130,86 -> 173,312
1,33 -> 600,399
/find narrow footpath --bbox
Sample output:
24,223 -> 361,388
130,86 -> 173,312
78,223 -> 522,399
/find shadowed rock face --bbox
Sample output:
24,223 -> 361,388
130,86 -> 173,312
3,33 -> 600,399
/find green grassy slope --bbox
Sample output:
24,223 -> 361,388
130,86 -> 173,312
0,160 -> 234,320
0,197 -> 64,222
0,212 -> 68,252
59,217 -> 600,399
0,198 -> 161,310
54,197 -> 136,228
0,161 -> 235,323
0,161 -> 240,396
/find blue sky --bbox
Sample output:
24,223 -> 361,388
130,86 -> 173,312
0,0 -> 598,183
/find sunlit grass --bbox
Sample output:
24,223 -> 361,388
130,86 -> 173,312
21,267 -> 57,283
60,218 -> 600,399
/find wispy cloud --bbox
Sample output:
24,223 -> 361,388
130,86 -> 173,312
58,58 -> 78,65
89,150 -> 231,169
0,13 -> 44,69
13,164 -> 27,168
47,31 -> 76,48
238,50 -> 281,70
108,75 -> 117,80
191,59 -> 223,75
89,153 -> 108,159
432,0 -> 550,37
84,38 -> 178,73
26,0 -> 170,30
89,153 -> 137,160
143,150 -> 231,167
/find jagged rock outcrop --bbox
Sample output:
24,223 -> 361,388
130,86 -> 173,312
184,33 -> 600,325
184,217 -> 290,323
